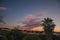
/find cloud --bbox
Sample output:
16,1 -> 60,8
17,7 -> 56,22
18,13 -> 43,29
0,6 -> 7,10
25,14 -> 35,19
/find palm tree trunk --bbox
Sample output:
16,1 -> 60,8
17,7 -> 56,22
46,32 -> 52,40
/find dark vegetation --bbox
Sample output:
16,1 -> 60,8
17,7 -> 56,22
0,28 -> 60,40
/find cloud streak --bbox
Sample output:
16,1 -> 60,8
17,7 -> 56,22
0,6 -> 7,10
18,13 -> 44,30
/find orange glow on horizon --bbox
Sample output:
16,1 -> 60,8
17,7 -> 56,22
31,26 -> 60,32
0,25 -> 60,32
54,27 -> 60,32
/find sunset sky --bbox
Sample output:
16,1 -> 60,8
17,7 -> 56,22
0,0 -> 60,32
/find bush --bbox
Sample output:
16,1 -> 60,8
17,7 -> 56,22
23,35 -> 41,40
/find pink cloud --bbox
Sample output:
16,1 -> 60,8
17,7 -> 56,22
0,6 -> 7,10
18,13 -> 44,30
25,14 -> 35,20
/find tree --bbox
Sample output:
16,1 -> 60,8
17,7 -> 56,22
0,28 -> 9,40
42,17 -> 55,40
8,28 -> 24,40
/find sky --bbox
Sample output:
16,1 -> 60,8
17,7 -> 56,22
0,0 -> 60,32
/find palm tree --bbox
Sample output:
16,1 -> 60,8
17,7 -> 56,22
42,17 -> 55,40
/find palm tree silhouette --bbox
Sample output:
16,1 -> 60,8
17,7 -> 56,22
42,17 -> 55,40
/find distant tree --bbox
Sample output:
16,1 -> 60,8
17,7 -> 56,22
0,28 -> 9,40
42,17 -> 55,40
8,28 -> 24,40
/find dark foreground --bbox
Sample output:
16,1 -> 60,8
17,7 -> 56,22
0,28 -> 60,40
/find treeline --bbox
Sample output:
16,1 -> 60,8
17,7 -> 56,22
0,28 -> 60,40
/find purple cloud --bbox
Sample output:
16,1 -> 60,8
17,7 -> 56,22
19,13 -> 43,28
0,6 -> 7,10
